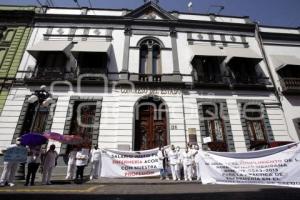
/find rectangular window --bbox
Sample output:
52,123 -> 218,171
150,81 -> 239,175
243,103 -> 267,149
21,103 -> 51,134
69,101 -> 97,149
192,56 -> 222,83
198,99 -> 235,152
77,52 -> 107,75
203,104 -> 226,143
36,52 -> 66,79
4,30 -> 15,42
229,58 -> 258,84
0,49 -> 6,65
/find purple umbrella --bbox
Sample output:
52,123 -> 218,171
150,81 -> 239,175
62,135 -> 83,145
43,132 -> 64,142
21,133 -> 48,146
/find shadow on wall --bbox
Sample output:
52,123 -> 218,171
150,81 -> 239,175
284,95 -> 300,106
107,45 -> 119,81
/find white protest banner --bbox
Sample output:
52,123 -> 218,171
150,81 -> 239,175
4,146 -> 27,163
199,143 -> 300,188
100,148 -> 160,178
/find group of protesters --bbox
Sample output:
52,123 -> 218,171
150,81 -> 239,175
0,139 -> 202,187
0,140 -> 102,187
65,145 -> 102,182
157,144 -> 201,181
0,138 -> 59,187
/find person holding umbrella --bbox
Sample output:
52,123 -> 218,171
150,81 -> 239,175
41,144 -> 58,185
25,145 -> 42,186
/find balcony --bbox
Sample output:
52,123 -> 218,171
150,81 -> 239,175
138,74 -> 162,82
280,78 -> 300,94
128,73 -> 182,84
193,74 -> 230,88
230,76 -> 269,89
23,65 -> 66,83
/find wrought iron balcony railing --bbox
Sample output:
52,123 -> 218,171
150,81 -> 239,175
280,78 -> 300,93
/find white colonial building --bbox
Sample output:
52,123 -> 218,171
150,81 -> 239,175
0,1 -> 299,154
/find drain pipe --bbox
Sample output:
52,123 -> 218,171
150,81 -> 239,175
255,23 -> 294,141
255,23 -> 281,104
181,90 -> 188,148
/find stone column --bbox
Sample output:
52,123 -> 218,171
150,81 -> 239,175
120,26 -> 132,80
170,28 -> 181,82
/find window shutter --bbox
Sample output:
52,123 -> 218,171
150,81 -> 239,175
197,99 -> 235,152
61,96 -> 102,154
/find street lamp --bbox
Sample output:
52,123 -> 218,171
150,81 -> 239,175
17,85 -> 53,180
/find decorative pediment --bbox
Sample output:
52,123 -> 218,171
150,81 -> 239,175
125,1 -> 177,20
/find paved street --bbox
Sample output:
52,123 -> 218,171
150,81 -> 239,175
0,178 -> 300,200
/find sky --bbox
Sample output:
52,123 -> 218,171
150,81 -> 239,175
0,0 -> 299,27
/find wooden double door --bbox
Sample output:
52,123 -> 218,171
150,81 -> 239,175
134,100 -> 168,151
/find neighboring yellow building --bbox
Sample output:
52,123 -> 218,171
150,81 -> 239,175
0,6 -> 36,113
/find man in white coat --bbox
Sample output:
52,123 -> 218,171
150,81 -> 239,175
182,148 -> 193,181
157,146 -> 169,180
168,145 -> 180,181
65,147 -> 77,180
89,145 -> 101,180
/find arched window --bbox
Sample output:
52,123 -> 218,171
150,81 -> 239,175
139,39 -> 162,76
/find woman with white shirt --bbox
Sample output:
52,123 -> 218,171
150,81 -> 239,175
75,148 -> 89,184
42,144 -> 58,185
89,145 -> 101,180
168,145 -> 180,181
65,147 -> 77,180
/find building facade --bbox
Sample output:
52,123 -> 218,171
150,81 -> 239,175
0,6 -> 35,114
0,2 -> 299,153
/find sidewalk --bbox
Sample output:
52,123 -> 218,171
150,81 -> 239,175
0,177 -> 300,200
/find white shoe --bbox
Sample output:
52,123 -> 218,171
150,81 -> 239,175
90,176 -> 93,180
160,177 -> 163,180
8,183 -> 14,187
166,177 -> 170,180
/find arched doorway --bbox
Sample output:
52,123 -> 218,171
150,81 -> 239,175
134,96 -> 168,151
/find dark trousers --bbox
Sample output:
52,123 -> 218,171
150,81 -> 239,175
26,163 -> 40,185
76,166 -> 85,180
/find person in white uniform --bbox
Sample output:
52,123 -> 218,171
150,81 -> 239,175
188,144 -> 197,179
42,144 -> 58,185
194,145 -> 201,181
182,148 -> 193,181
89,145 -> 102,180
65,147 -> 77,180
0,138 -> 22,187
168,145 -> 180,181
175,146 -> 183,180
